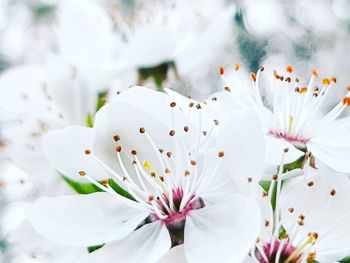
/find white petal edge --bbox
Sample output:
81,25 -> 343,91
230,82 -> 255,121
43,125 -> 110,181
78,222 -> 171,263
28,192 -> 148,247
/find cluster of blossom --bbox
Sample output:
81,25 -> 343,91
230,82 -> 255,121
1,0 -> 350,263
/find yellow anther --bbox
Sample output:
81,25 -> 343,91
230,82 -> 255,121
299,87 -> 308,94
286,65 -> 293,73
250,72 -> 256,82
307,252 -> 316,262
143,160 -> 155,172
343,97 -> 350,106
234,64 -> 240,71
312,69 -> 319,77
322,78 -> 331,85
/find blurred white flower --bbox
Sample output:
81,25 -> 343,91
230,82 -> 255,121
332,0 -> 350,20
248,167 -> 350,262
0,63 -> 98,179
0,0 -> 56,65
294,0 -> 339,35
55,0 -> 123,91
243,0 -> 286,38
0,69 -> 95,260
29,87 -> 263,263
0,162 -> 84,263
214,65 -> 350,173
1,221 -> 85,263
0,0 -> 132,182
109,0 -> 236,90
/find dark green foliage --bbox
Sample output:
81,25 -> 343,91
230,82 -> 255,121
234,9 -> 267,73
87,244 -> 105,253
138,61 -> 176,91
62,175 -> 103,194
107,179 -> 135,201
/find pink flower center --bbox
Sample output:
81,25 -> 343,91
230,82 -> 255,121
255,240 -> 302,263
150,188 -> 204,225
268,130 -> 309,148
148,188 -> 204,246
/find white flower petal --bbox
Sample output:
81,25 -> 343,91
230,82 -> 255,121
184,194 -> 261,263
113,87 -> 196,143
43,126 -> 109,181
165,88 -> 196,115
45,55 -> 96,124
206,90 -> 250,116
312,117 -> 350,147
255,186 -> 273,243
93,94 -> 195,180
242,256 -> 256,263
78,222 -> 171,263
57,0 -> 115,68
120,25 -> 176,68
28,192 -> 148,247
1,201 -> 28,236
3,126 -> 56,178
264,135 -> 304,165
165,88 -> 221,134
0,64 -> 50,116
262,164 -> 303,181
213,109 -> 265,195
7,221 -> 87,263
280,171 -> 350,261
308,138 -> 350,173
176,5 -> 235,75
157,245 -> 186,263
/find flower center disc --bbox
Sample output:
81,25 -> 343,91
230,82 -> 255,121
256,240 -> 302,263
150,188 -> 205,246
269,130 -> 309,149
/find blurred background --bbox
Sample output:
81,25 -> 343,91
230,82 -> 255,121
1,0 -> 350,262
1,0 -> 350,95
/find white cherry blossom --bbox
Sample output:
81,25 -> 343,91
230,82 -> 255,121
29,87 -> 264,263
248,163 -> 350,262
209,65 -> 350,173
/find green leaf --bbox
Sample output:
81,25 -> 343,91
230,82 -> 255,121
260,181 -> 270,192
62,175 -> 103,194
270,182 -> 278,210
281,155 -> 306,173
0,56 -> 9,73
61,175 -> 136,200
259,180 -> 278,210
108,179 -> 135,201
138,61 -> 176,92
87,244 -> 105,253
31,4 -> 56,21
86,113 -> 94,128
340,256 -> 350,263
278,227 -> 286,239
0,239 -> 7,253
96,92 -> 108,112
